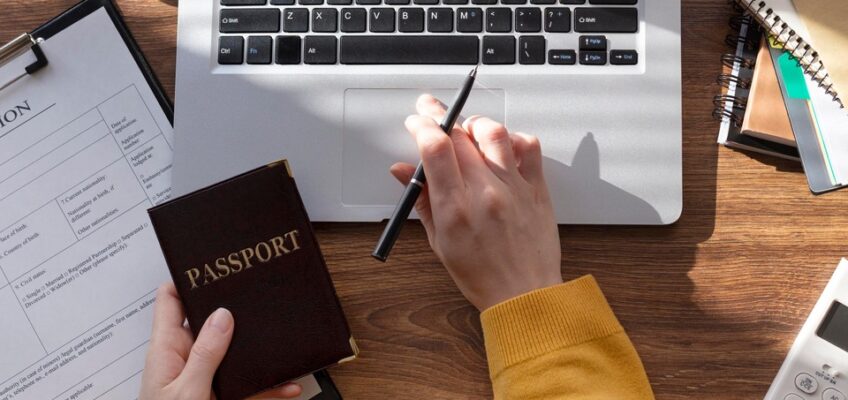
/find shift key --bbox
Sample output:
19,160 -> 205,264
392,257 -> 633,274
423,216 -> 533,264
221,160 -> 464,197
574,7 -> 637,33
220,8 -> 281,33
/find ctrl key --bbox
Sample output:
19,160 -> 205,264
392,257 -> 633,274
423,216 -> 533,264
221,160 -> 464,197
218,36 -> 244,64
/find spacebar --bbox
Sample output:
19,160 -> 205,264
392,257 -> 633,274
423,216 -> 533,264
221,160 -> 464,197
340,36 -> 480,64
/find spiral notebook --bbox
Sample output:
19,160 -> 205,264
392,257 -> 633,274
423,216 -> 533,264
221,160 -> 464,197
715,12 -> 800,161
718,1 -> 848,193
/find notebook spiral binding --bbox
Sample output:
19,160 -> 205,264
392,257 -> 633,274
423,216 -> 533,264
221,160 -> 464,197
735,0 -> 843,108
711,9 -> 758,127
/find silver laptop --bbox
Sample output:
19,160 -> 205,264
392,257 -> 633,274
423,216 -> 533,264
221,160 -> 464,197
174,0 -> 681,224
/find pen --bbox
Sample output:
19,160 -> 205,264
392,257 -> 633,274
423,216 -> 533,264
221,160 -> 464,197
372,66 -> 478,262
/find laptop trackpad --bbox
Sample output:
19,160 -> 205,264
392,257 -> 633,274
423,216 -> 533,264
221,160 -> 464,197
342,88 -> 505,207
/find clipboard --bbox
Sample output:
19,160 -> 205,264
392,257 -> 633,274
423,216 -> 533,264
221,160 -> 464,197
0,0 -> 173,124
0,1 -> 343,399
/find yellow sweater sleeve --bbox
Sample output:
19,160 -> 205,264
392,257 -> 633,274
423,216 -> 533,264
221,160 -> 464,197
480,275 -> 655,400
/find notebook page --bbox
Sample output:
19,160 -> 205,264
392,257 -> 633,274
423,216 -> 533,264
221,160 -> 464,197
792,0 -> 848,104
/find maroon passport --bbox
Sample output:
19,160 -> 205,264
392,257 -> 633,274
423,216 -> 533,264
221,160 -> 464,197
148,161 -> 357,400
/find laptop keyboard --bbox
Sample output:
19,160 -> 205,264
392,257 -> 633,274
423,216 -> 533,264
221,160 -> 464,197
216,0 -> 640,65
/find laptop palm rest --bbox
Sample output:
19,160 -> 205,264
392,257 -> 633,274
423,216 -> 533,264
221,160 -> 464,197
342,88 -> 505,207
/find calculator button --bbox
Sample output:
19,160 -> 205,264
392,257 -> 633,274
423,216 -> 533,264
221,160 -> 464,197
823,388 -> 846,400
783,395 -> 803,400
795,373 -> 819,394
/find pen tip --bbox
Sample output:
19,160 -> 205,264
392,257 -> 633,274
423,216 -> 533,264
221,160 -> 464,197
470,65 -> 478,78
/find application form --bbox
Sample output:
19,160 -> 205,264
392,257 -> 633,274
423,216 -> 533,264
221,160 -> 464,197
0,8 -> 322,400
0,7 -> 174,400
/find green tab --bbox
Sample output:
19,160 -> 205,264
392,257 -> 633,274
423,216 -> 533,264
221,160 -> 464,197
777,51 -> 811,99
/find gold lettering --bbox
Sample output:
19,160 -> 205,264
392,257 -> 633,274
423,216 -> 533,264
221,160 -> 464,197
256,242 -> 273,262
184,231 -> 303,289
240,247 -> 256,269
215,257 -> 231,278
185,268 -> 201,289
228,252 -> 244,273
285,230 -> 301,251
203,264 -> 220,285
270,236 -> 289,256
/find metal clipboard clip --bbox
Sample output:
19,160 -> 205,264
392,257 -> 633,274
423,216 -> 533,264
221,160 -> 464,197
0,33 -> 49,92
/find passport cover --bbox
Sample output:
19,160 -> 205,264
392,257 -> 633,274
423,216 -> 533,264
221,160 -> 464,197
148,161 -> 357,400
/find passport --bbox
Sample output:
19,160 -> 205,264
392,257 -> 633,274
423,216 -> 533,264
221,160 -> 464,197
148,161 -> 357,400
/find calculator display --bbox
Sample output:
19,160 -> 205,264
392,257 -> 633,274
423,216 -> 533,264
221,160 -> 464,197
818,301 -> 848,352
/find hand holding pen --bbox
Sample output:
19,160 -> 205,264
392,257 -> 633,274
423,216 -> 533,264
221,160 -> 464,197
373,67 -> 478,262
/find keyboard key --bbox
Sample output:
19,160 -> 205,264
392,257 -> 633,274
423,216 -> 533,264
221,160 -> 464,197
544,8 -> 570,32
304,36 -> 338,64
589,0 -> 637,4
218,36 -> 244,64
327,0 -> 352,4
299,0 -> 323,4
560,0 -> 584,3
531,0 -> 555,4
414,0 -> 439,4
370,8 -> 396,32
428,8 -> 453,32
486,8 -> 511,32
518,36 -> 545,64
501,0 -> 526,4
482,36 -> 515,64
275,36 -> 302,64
312,8 -> 338,32
283,8 -> 309,32
340,8 -> 367,32
515,8 -> 541,32
222,0 -> 266,5
472,0 -> 497,4
457,8 -> 483,32
271,0 -> 295,4
579,35 -> 606,50
610,49 -> 638,65
579,50 -> 606,65
340,36 -> 479,64
574,7 -> 637,33
386,0 -> 411,4
399,8 -> 425,32
356,0 -> 381,4
444,0 -> 469,3
220,9 -> 281,33
246,36 -> 272,64
548,49 -> 576,64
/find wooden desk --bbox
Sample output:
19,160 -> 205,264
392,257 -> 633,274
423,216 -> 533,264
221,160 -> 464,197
5,1 -> 847,398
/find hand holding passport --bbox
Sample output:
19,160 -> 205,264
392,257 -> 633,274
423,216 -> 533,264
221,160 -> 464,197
147,161 -> 357,400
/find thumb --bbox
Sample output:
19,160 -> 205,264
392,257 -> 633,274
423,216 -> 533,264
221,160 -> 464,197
177,308 -> 234,392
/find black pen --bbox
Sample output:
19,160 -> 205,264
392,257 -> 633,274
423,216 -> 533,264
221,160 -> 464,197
372,66 -> 478,262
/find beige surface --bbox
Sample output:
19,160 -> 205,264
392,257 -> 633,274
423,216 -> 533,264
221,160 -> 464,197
793,0 -> 848,102
742,39 -> 796,147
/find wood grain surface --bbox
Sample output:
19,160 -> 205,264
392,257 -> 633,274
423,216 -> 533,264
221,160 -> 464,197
3,1 -> 847,399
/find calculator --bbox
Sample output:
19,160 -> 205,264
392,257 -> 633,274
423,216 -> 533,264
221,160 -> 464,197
765,259 -> 848,400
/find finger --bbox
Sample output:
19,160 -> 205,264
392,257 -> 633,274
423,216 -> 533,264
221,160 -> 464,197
151,283 -> 186,341
249,383 -> 303,399
463,116 -> 520,183
176,308 -> 234,390
415,95 -> 489,181
404,115 -> 465,203
390,162 -> 435,243
511,132 -> 546,188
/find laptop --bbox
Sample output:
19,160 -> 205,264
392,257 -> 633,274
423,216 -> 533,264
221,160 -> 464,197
174,0 -> 681,224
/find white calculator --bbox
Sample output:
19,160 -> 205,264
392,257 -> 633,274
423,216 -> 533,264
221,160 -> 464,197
765,259 -> 848,400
